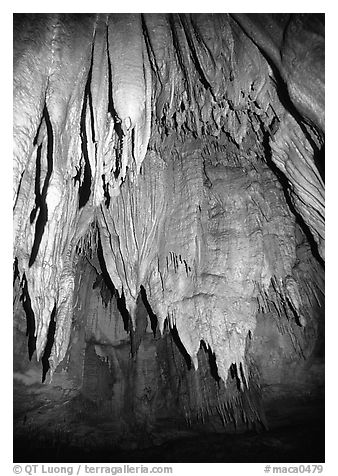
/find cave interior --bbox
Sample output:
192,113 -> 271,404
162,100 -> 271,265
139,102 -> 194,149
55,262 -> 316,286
13,13 -> 325,463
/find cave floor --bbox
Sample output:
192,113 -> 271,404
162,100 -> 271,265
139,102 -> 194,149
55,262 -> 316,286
14,376 -> 324,463
14,418 -> 324,463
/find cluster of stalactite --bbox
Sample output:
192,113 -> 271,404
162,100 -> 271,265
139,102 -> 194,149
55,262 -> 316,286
54,254 -> 268,433
13,13 -> 324,394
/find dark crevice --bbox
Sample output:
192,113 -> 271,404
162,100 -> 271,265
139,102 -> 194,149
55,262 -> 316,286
131,128 -> 136,163
96,230 -> 116,295
140,285 -> 158,337
97,230 -> 131,332
239,362 -> 248,388
170,324 -> 192,370
29,104 -> 53,267
29,142 -> 42,224
41,305 -> 57,383
13,257 -> 20,285
88,46 -> 96,143
78,48 -> 95,209
72,165 -> 82,187
29,202 -> 48,266
106,26 -> 124,179
117,290 -> 132,334
106,27 -> 114,120
101,174 -> 111,208
313,143 -> 325,183
13,170 -> 24,211
230,363 -> 242,391
20,274 -> 36,360
33,111 -> 46,146
286,298 -> 304,327
93,273 -> 114,307
200,340 -> 221,384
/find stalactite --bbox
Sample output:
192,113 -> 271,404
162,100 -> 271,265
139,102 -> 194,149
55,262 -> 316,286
14,14 -> 324,395
107,14 -> 152,178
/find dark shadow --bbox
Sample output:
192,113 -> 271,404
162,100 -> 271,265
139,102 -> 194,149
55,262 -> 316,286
72,165 -> 82,188
239,362 -> 248,388
200,340 -> 221,384
116,290 -> 132,333
41,305 -> 56,383
130,292 -> 148,357
30,139 -> 42,224
13,170 -> 24,211
106,32 -> 124,179
13,414 -> 324,462
140,285 -> 158,336
96,230 -> 115,294
13,257 -> 19,285
20,274 -> 36,360
102,174 -> 111,208
78,47 -> 94,209
93,273 -> 114,307
29,201 -> 48,266
170,325 -> 192,370
97,229 -> 131,332
230,363 -> 242,391
284,296 -> 304,328
313,143 -> 325,183
29,104 -> 53,267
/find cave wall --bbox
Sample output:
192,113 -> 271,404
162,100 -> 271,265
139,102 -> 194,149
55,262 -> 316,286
13,13 -> 324,453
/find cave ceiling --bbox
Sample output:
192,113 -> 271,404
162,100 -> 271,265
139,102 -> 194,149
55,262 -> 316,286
13,13 -> 325,388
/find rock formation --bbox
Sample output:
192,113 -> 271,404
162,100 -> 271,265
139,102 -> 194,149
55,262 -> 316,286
13,13 -> 324,462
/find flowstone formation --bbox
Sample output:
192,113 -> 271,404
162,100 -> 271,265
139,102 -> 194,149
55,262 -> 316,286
13,13 -> 324,449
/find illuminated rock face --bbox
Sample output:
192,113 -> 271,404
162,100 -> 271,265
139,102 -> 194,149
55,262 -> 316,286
13,14 -> 324,459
